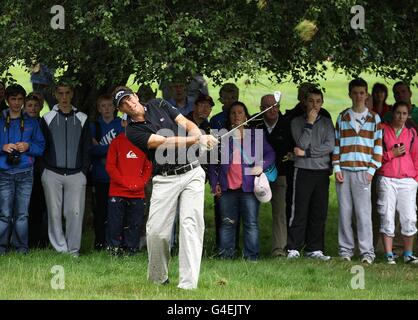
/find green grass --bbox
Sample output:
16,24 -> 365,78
0,64 -> 417,300
2,247 -> 417,299
1,183 -> 418,300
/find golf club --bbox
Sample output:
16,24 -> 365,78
199,91 -> 281,151
218,90 -> 282,140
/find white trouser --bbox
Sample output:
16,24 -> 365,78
147,166 -> 205,289
377,176 -> 418,237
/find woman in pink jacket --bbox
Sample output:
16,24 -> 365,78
377,101 -> 418,265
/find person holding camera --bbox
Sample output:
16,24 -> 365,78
0,84 -> 45,255
376,101 -> 418,265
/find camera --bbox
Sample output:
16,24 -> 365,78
7,150 -> 21,166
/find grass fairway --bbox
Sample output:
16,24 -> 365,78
0,65 -> 417,300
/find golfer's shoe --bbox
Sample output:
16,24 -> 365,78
306,251 -> 331,261
287,250 -> 300,259
385,255 -> 397,265
404,255 -> 418,265
361,256 -> 374,265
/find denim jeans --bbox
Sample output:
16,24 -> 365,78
107,197 -> 144,250
0,169 -> 33,253
218,189 -> 260,260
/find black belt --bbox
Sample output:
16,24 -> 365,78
160,161 -> 200,176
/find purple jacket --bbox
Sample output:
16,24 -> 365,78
209,128 -> 276,193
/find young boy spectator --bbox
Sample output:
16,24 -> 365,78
283,83 -> 332,225
89,94 -> 123,251
24,93 -> 43,118
24,93 -> 49,248
105,114 -> 152,255
287,87 -> 334,260
0,84 -> 45,254
333,78 -> 383,264
40,83 -> 91,257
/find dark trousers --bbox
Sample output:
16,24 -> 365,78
285,161 -> 295,226
214,196 -> 221,248
92,181 -> 109,247
287,168 -> 330,253
28,170 -> 48,248
107,197 -> 144,250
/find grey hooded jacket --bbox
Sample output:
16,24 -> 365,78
291,114 -> 335,171
40,105 -> 91,175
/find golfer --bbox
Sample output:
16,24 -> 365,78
113,87 -> 217,290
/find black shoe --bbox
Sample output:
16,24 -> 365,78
95,243 -> 105,252
162,278 -> 170,285
126,248 -> 139,256
107,246 -> 124,257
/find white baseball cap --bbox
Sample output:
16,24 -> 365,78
254,173 -> 272,203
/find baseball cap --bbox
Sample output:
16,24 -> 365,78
195,94 -> 215,107
253,173 -> 272,203
113,88 -> 134,108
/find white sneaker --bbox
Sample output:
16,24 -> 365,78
385,255 -> 396,265
361,256 -> 374,265
306,250 -> 331,261
287,250 -> 300,259
341,255 -> 351,262
404,255 -> 418,265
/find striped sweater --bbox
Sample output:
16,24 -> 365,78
332,108 -> 383,175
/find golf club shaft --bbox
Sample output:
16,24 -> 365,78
218,102 -> 278,140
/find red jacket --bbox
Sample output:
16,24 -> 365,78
378,123 -> 418,181
106,133 -> 152,198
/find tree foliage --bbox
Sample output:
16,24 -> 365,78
0,0 -> 416,113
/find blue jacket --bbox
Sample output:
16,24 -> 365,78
0,111 -> 45,173
209,109 -> 228,130
208,128 -> 275,193
89,116 -> 123,182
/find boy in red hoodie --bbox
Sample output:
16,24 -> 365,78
105,114 -> 152,255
